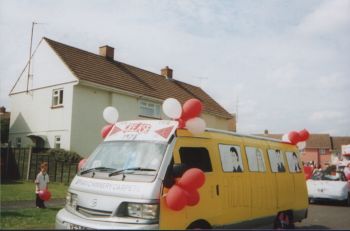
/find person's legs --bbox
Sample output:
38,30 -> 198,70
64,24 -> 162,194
35,194 -> 41,208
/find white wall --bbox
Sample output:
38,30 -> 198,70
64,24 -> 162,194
9,83 -> 75,149
9,39 -> 77,149
70,84 -> 230,157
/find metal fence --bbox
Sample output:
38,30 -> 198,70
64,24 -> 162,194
1,147 -> 80,184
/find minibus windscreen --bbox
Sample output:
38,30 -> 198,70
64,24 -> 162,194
80,141 -> 167,179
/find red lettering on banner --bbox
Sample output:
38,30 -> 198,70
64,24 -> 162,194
124,123 -> 151,134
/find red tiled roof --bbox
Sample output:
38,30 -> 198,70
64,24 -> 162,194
44,37 -> 232,119
331,136 -> 350,152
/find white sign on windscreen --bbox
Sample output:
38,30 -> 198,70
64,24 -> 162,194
104,120 -> 178,142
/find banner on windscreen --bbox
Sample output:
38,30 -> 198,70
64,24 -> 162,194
104,120 -> 178,142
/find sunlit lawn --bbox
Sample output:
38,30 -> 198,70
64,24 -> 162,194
1,180 -> 69,229
1,180 -> 68,202
1,207 -> 61,229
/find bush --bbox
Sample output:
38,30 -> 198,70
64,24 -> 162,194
47,149 -> 82,163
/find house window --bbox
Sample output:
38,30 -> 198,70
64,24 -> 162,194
138,100 -> 161,118
319,149 -> 326,155
54,136 -> 61,149
15,137 -> 21,148
52,89 -> 64,107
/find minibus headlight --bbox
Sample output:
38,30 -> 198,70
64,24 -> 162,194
127,203 -> 159,219
66,192 -> 78,209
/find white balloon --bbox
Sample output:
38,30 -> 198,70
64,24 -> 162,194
103,106 -> 119,124
282,133 -> 290,142
185,117 -> 206,135
162,98 -> 182,119
297,141 -> 306,150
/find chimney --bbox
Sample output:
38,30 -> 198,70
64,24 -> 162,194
161,66 -> 173,79
99,45 -> 114,60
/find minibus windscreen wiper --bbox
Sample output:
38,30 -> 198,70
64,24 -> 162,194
108,167 -> 156,177
80,167 -> 116,175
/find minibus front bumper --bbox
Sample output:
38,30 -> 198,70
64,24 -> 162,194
55,208 -> 159,230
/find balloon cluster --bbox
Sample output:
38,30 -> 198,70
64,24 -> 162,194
162,98 -> 206,135
101,106 -> 119,138
165,168 -> 205,211
38,189 -> 51,201
282,129 -> 310,150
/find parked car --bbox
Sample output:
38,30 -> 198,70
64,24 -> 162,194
307,170 -> 350,206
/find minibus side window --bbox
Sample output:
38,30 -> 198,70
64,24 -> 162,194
285,151 -> 302,173
179,147 -> 212,172
245,146 -> 266,172
218,144 -> 244,173
267,149 -> 286,173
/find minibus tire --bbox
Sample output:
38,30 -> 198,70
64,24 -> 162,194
273,211 -> 295,229
186,219 -> 212,229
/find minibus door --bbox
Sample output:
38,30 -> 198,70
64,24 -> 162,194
162,138 -> 221,228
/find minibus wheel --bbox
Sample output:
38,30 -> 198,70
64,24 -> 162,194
347,193 -> 350,207
186,219 -> 212,229
273,211 -> 295,229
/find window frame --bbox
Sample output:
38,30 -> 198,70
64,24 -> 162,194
52,88 -> 64,108
267,148 -> 287,173
245,146 -> 266,172
15,137 -> 21,148
218,143 -> 244,173
54,135 -> 61,149
319,148 -> 326,155
138,99 -> 161,119
285,151 -> 302,173
179,147 -> 213,172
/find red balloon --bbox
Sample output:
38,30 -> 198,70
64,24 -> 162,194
177,118 -> 186,129
78,158 -> 87,171
181,99 -> 203,120
177,168 -> 205,191
288,131 -> 301,145
299,129 -> 310,141
165,185 -> 187,211
101,124 -> 114,138
39,190 -> 51,201
184,189 -> 200,206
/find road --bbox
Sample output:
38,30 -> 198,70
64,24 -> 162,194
255,201 -> 350,229
295,201 -> 350,230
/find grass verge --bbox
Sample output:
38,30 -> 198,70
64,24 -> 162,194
1,180 -> 68,202
1,207 -> 61,229
1,180 -> 69,229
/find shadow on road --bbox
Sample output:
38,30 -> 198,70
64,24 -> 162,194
310,200 -> 348,207
296,225 -> 330,230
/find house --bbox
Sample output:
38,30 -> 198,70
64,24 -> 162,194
331,137 -> 350,164
257,131 -> 350,168
9,37 -> 234,156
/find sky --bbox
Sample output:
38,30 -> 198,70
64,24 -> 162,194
0,0 -> 349,136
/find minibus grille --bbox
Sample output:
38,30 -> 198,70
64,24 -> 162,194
77,206 -> 112,217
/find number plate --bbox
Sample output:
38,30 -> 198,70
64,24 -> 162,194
67,223 -> 87,230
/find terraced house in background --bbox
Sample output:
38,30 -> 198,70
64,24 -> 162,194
259,131 -> 350,168
9,37 -> 235,157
